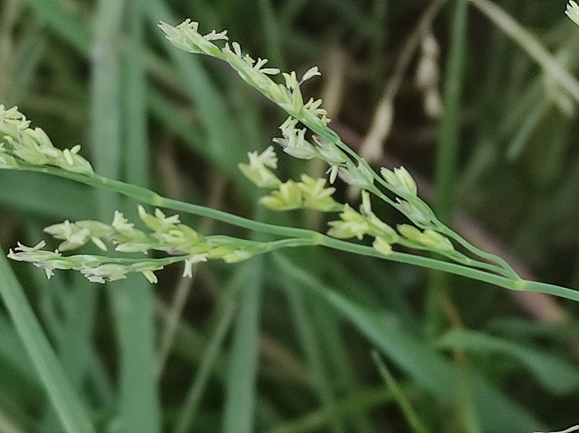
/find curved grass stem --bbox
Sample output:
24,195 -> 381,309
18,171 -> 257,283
9,163 -> 579,303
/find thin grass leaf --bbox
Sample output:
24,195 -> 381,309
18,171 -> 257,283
435,0 -> 468,222
124,1 -> 149,189
110,278 -> 161,433
437,329 -> 579,395
174,273 -> 241,433
283,281 -> 344,433
145,0 -> 252,173
0,171 -> 96,220
273,253 -> 545,432
38,274 -> 99,432
0,254 -> 96,433
23,0 -> 91,55
267,388 -> 393,433
371,351 -> 430,433
222,257 -> 264,433
91,1 -> 160,431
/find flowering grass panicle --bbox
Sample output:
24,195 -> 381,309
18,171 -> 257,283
0,105 -> 93,174
2,17 -> 536,289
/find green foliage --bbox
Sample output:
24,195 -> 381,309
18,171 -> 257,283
2,1 -> 579,432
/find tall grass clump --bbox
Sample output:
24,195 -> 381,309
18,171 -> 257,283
1,1 -> 579,432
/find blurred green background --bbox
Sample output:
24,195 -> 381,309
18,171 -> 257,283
2,0 -> 579,432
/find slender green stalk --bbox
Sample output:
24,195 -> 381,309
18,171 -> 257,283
371,351 -> 429,433
174,295 -> 237,433
266,388 -> 393,433
9,15 -> 523,298
438,226 -> 519,279
8,163 -> 579,301
456,365 -> 482,433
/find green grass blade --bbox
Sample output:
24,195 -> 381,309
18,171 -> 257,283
174,280 -> 239,433
0,254 -> 96,433
471,0 -> 579,103
144,0 -> 250,172
435,0 -> 468,222
110,278 -> 161,433
222,257 -> 264,433
91,0 -> 124,201
124,0 -> 149,189
266,388 -> 393,433
91,1 -> 160,431
438,329 -> 579,395
23,0 -> 91,54
0,171 -> 96,219
34,269 -> 99,432
371,351 -> 429,433
273,253 -> 545,432
283,281 -> 344,433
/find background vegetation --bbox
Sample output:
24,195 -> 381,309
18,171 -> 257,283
1,0 -> 579,432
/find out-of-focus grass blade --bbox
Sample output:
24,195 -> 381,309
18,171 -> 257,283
489,318 -> 579,342
0,171 -> 96,220
257,0 -> 284,68
0,254 -> 96,433
0,315 -> 41,388
437,329 -> 579,395
518,106 -> 570,187
155,299 -> 226,372
91,0 -> 123,200
91,0 -> 160,432
0,313 -> 46,430
371,351 -> 429,433
273,253 -> 545,432
22,0 -> 91,54
283,282 -> 344,433
322,290 -> 543,431
471,0 -> 579,103
145,1 -> 247,168
13,28 -> 48,101
120,7 -> 162,427
505,99 -> 549,161
37,274 -> 99,432
310,299 -> 374,433
174,271 -> 243,433
124,0 -> 149,189
110,277 -> 161,433
266,388 -> 392,433
325,0 -> 373,38
434,0 -> 467,222
147,89 -> 210,161
222,257 -> 264,433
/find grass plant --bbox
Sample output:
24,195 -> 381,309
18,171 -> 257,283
2,1 -> 579,432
